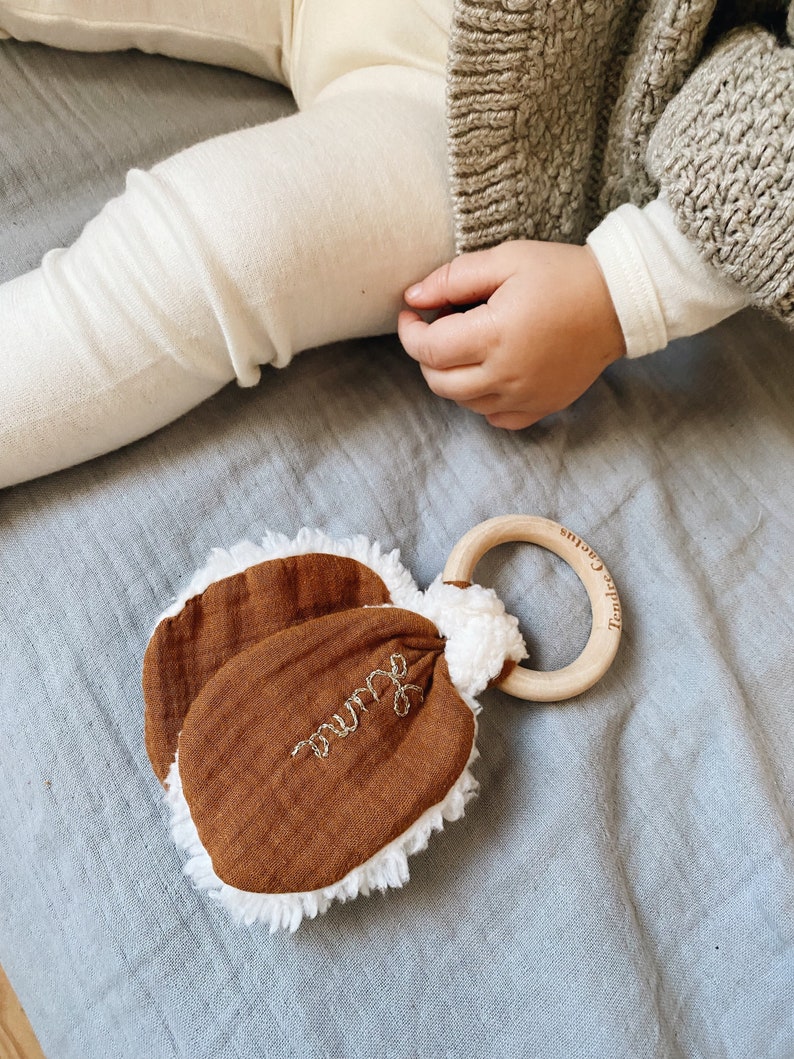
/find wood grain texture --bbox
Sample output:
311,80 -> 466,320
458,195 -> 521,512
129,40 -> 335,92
0,964 -> 45,1059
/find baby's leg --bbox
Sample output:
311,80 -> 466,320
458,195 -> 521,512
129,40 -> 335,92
0,66 -> 453,487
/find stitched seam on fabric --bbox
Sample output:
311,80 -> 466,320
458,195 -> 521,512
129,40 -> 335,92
0,5 -> 279,50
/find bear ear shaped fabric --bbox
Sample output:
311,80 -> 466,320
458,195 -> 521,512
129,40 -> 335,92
143,552 -> 392,782
172,604 -> 475,899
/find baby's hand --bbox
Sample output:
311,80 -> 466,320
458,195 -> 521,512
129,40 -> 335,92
397,240 -> 625,430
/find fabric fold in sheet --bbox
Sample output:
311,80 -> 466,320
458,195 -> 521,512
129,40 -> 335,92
1,39 -> 792,1059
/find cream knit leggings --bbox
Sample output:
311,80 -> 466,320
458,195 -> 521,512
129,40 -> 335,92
0,0 -> 454,487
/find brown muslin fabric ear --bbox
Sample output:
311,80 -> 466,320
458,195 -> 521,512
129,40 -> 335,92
143,554 -> 392,782
176,605 -> 476,895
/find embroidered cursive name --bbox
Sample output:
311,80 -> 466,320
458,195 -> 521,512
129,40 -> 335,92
290,653 -> 424,761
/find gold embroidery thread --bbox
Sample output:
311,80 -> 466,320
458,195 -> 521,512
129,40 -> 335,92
291,653 -> 424,761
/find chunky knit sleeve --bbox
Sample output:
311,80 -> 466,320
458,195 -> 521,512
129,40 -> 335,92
646,20 -> 794,325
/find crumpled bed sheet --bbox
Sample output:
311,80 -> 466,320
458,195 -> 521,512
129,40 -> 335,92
1,39 -> 792,1059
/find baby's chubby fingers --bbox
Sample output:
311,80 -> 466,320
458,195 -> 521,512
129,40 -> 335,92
418,362 -> 493,403
397,302 -> 495,371
403,248 -> 512,310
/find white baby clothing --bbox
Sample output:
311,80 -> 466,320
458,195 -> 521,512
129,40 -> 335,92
0,0 -> 452,108
587,198 -> 750,359
0,0 -> 455,486
0,0 -> 749,487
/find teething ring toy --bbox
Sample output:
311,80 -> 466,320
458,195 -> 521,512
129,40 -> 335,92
143,517 -> 622,930
443,515 -> 622,702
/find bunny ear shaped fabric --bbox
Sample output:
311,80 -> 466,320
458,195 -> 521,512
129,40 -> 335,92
142,529 -> 527,931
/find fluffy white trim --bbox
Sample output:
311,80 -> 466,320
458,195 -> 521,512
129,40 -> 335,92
416,578 -> 527,698
165,729 -> 480,933
155,528 -> 527,929
156,527 -> 421,625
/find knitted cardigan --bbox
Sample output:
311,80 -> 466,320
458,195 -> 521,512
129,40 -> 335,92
447,0 -> 794,324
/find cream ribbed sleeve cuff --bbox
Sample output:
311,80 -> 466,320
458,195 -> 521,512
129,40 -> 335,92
586,196 -> 750,358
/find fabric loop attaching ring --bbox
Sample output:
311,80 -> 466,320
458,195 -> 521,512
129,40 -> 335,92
443,515 -> 622,701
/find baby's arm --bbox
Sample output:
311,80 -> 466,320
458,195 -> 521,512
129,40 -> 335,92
397,192 -> 748,429
646,21 -> 794,328
585,195 -> 750,359
398,198 -> 750,429
397,239 -> 625,430
401,15 -> 794,430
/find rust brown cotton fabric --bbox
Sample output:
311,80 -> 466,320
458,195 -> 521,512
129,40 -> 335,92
143,554 -> 392,781
177,605 -> 475,894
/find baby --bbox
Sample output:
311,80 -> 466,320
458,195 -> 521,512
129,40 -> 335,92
0,0 -> 790,488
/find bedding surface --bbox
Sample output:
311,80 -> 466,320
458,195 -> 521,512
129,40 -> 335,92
1,40 -> 793,1059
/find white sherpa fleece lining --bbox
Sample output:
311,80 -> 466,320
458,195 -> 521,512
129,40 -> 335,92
153,528 -> 527,931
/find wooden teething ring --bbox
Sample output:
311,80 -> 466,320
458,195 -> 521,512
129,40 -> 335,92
443,515 -> 622,702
